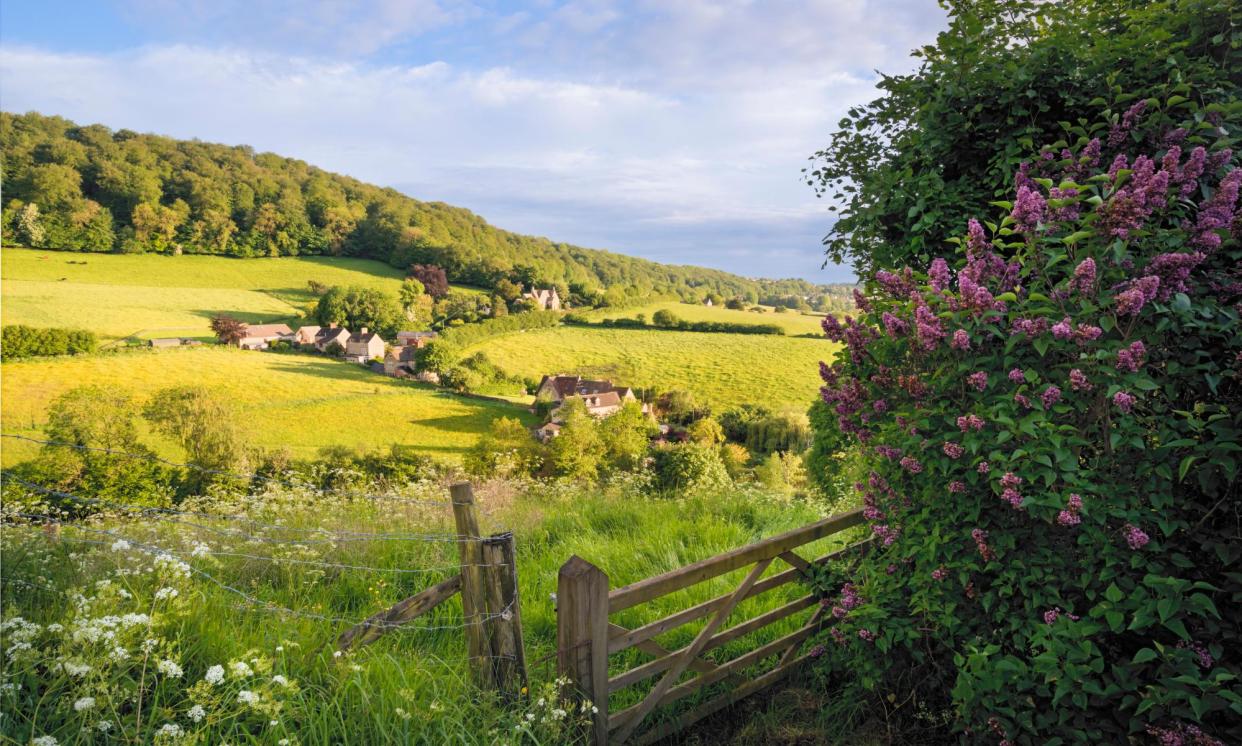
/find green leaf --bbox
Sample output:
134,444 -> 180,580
1132,648 -> 1158,664
1033,337 -> 1050,357
1179,456 -> 1198,482
1104,583 -> 1123,603
1061,230 -> 1095,246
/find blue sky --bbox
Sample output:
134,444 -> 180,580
0,1 -> 946,282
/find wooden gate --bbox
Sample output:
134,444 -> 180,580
557,507 -> 866,745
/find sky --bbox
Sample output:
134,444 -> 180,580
0,1 -> 946,283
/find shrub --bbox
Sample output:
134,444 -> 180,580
811,96 -> 1242,742
1,325 -> 97,359
651,443 -> 731,494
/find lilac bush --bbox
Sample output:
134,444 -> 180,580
813,93 -> 1242,743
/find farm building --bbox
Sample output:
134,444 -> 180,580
236,323 -> 293,350
395,330 -> 437,348
345,327 -> 385,362
535,374 -> 647,419
293,325 -> 321,345
384,345 -> 419,376
523,287 -> 561,310
148,337 -> 201,348
312,325 -> 351,352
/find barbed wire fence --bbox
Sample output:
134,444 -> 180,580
0,443 -> 530,694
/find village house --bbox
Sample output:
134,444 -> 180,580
384,345 -> 419,377
293,325 -> 321,345
344,327 -> 385,363
395,330 -> 437,348
534,374 -> 647,419
523,287 -> 561,310
312,325 -> 351,353
235,323 -> 292,350
534,422 -> 562,442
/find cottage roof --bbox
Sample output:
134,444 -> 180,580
385,346 -> 419,362
241,323 -> 293,338
315,327 -> 349,342
539,374 -> 621,399
396,330 -> 437,340
582,391 -> 622,410
348,330 -> 382,344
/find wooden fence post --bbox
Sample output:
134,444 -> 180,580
481,531 -> 528,700
451,481 -> 492,689
558,555 -> 610,746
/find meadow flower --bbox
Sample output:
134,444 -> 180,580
32,736 -> 58,746
230,661 -> 253,678
110,540 -> 130,552
73,697 -> 95,712
237,690 -> 259,706
271,674 -> 289,687
188,705 -> 206,723
155,723 -> 183,740
154,587 -> 179,601
96,721 -> 113,733
203,665 -> 225,685
157,659 -> 184,679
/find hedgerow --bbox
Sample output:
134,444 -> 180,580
810,90 -> 1242,743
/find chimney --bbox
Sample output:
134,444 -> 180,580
360,327 -> 368,335
329,322 -> 338,329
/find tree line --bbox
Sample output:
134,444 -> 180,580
0,111 -> 846,307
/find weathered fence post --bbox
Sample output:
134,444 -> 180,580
558,555 -> 610,746
481,531 -> 528,700
450,481 -> 492,688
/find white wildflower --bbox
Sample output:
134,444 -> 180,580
62,661 -> 91,677
110,540 -> 130,551
109,646 -> 129,662
190,542 -> 211,557
46,623 -> 63,633
188,705 -> 206,723
271,675 -> 288,687
154,587 -> 179,601
279,740 -> 290,746
332,651 -> 342,659
203,665 -> 225,685
155,722 -> 183,739
269,720 -> 278,726
157,659 -> 183,679
73,697 -> 96,712
32,736 -> 58,746
229,661 -> 253,678
551,708 -> 567,720
96,721 -> 113,733
237,690 -> 259,706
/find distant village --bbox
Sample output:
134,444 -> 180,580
145,285 -> 659,440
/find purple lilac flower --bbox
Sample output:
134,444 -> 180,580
1041,385 -> 1062,409
931,567 -> 947,581
1192,168 -> 1242,250
1177,147 -> 1207,198
977,461 -> 990,474
1070,258 -> 1097,294
808,644 -> 826,659
1074,324 -> 1103,345
1008,368 -> 1025,383
1116,275 -> 1162,315
1043,608 -> 1060,625
971,528 -> 995,561
914,303 -> 945,350
882,312 -> 908,337
1069,368 -> 1092,392
1001,488 -> 1023,509
1124,523 -> 1150,550
1178,640 -> 1214,669
1011,185 -> 1047,233
1116,340 -> 1147,372
1147,251 -> 1206,298
957,414 -> 984,432
948,480 -> 965,493
1108,100 -> 1147,147
858,629 -> 876,642
1100,154 -> 1170,238
1057,509 -> 1081,527
874,444 -> 902,459
872,399 -> 888,413
900,456 -> 923,474
1014,392 -> 1032,409
830,628 -> 846,645
1051,317 -> 1074,340
966,371 -> 988,391
951,329 -> 971,350
851,289 -> 871,312
942,442 -> 964,459
1113,391 -> 1137,413
875,268 -> 916,298
1147,722 -> 1227,746
928,258 -> 951,292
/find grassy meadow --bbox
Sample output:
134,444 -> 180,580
465,326 -> 837,411
0,248 -> 480,342
587,300 -> 829,337
0,346 -> 533,467
0,481 -> 864,744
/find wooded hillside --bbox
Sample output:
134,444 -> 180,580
0,111 -> 842,305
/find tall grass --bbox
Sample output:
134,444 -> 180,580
0,478 -> 863,744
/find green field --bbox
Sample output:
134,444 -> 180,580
0,248 -> 480,342
465,325 -> 837,411
0,346 -> 532,466
588,300 -> 829,337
